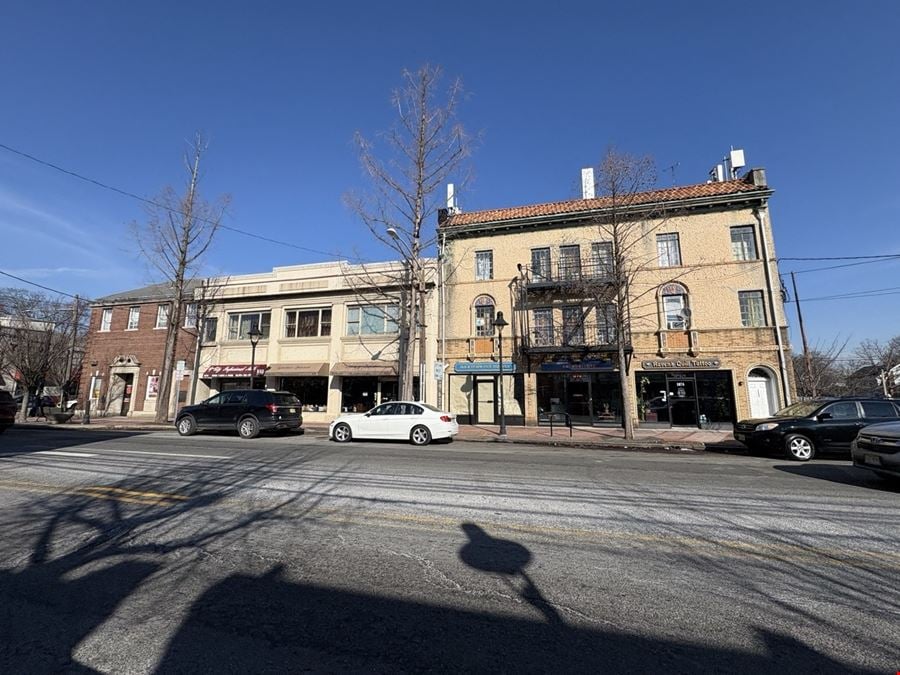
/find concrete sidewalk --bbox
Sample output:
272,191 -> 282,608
9,415 -> 742,452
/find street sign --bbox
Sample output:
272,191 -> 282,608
453,361 -> 516,374
433,362 -> 445,380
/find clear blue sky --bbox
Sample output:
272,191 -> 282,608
1,1 -> 898,350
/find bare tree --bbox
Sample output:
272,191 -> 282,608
131,133 -> 230,422
791,337 -> 849,398
852,336 -> 900,396
0,288 -> 86,419
346,65 -> 472,400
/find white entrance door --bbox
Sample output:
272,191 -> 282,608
748,372 -> 773,418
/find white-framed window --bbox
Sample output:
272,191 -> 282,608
596,303 -> 616,344
475,250 -> 494,281
155,304 -> 170,329
346,305 -> 399,336
285,307 -> 332,337
202,317 -> 218,343
731,226 -> 758,261
146,375 -> 159,399
559,245 -> 581,280
739,290 -> 766,327
532,307 -> 553,346
657,233 -> 682,267
99,308 -> 112,332
591,241 -> 614,277
473,295 -> 495,337
562,305 -> 585,345
126,306 -> 140,330
227,311 -> 271,340
184,303 -> 198,328
531,247 -> 551,282
660,282 -> 689,330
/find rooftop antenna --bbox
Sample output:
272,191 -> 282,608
664,162 -> 680,186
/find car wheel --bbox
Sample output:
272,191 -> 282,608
332,423 -> 353,443
238,416 -> 260,439
177,416 -> 197,437
410,425 -> 432,446
785,434 -> 815,461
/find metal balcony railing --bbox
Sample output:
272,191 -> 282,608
521,258 -> 614,287
525,321 -> 622,351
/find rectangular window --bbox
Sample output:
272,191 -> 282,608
227,311 -> 271,340
663,294 -> 687,330
285,308 -> 331,338
184,303 -> 198,328
99,308 -> 112,332
531,248 -> 551,282
559,245 -> 581,280
155,304 -> 170,329
739,291 -> 766,327
861,401 -> 899,418
475,302 -> 495,337
532,308 -> 553,346
596,304 -> 616,344
475,250 -> 494,280
562,306 -> 585,345
591,242 -> 613,278
731,226 -> 758,261
126,306 -> 140,330
657,233 -> 682,267
347,305 -> 399,336
202,317 -> 218,342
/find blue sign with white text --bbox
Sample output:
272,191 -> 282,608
453,361 -> 516,374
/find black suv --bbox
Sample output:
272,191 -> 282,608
176,390 -> 303,439
733,398 -> 900,461
0,391 -> 16,433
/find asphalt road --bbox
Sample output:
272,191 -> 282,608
0,427 -> 898,673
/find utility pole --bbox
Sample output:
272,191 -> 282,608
64,295 -> 80,403
791,272 -> 815,397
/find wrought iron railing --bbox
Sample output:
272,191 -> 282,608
521,258 -> 614,286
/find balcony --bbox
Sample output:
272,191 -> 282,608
523,321 -> 624,354
520,258 -> 614,289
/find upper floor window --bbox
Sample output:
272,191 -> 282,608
184,303 -> 198,328
99,308 -> 112,332
731,226 -> 758,261
657,233 -> 682,267
532,307 -> 553,346
202,317 -> 218,343
126,306 -> 140,330
475,250 -> 494,280
155,304 -> 170,329
227,311 -> 271,340
591,242 -> 614,276
738,290 -> 766,327
347,305 -> 399,336
473,295 -> 495,337
660,282 -> 689,330
559,245 -> 581,280
596,303 -> 616,344
562,305 -> 586,345
531,247 -> 550,282
285,307 -> 332,338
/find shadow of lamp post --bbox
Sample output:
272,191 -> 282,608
493,311 -> 509,439
248,326 -> 262,390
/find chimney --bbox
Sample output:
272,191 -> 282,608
581,168 -> 595,199
745,168 -> 767,187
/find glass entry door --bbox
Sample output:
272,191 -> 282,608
475,377 -> 496,424
667,374 -> 698,426
566,374 -> 592,425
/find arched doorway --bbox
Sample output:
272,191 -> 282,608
747,367 -> 778,418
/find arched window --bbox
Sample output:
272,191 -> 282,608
473,295 -> 496,337
660,282 -> 689,330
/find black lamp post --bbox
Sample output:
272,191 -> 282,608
248,326 -> 263,389
493,311 -> 509,439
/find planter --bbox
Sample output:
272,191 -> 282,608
51,412 -> 75,424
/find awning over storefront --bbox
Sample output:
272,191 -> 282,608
267,362 -> 329,377
202,364 -> 267,378
331,361 -> 398,377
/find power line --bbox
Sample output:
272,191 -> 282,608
0,141 -> 368,263
780,254 -> 900,261
0,269 -> 83,300
783,257 -> 900,275
784,285 -> 900,303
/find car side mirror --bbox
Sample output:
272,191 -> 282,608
818,412 -> 832,421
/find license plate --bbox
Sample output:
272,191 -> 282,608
289,408 -> 296,413
864,454 -> 882,466
735,433 -> 745,441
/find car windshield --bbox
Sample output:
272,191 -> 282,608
772,400 -> 826,418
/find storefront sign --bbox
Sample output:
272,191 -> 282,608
640,358 -> 721,370
203,364 -> 268,378
453,361 -> 516,374
539,358 -> 614,372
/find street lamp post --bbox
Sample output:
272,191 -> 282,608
493,311 -> 509,440
248,326 -> 262,390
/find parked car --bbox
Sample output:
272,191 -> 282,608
733,397 -> 900,461
0,391 -> 17,433
851,421 -> 900,482
329,401 -> 459,446
175,390 -> 303,439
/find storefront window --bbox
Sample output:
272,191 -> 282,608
636,371 -> 735,428
280,377 -> 328,411
536,372 -> 621,426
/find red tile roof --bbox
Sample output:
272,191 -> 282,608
444,177 -> 768,228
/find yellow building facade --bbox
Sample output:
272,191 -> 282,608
438,169 -> 794,429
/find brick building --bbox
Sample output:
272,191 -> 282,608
79,282 -> 200,418
437,167 -> 794,429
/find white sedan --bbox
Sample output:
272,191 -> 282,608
329,401 -> 459,446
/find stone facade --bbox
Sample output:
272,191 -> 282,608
438,170 -> 795,429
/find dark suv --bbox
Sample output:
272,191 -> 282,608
733,398 -> 900,461
0,391 -> 16,433
176,390 -> 303,439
